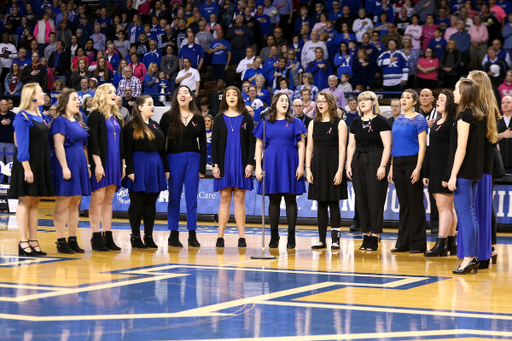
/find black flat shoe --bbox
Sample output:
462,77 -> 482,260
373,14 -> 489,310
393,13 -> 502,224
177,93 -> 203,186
168,230 -> 183,247
366,235 -> 380,251
103,231 -> 121,251
349,224 -> 361,232
391,247 -> 409,253
238,238 -> 247,248
91,232 -> 109,251
29,240 -> 47,256
359,235 -> 370,250
269,229 -> 280,248
287,229 -> 296,249
56,238 -> 74,254
311,242 -> 326,249
19,241 -> 35,256
188,230 -> 201,247
68,237 -> 84,253
216,237 -> 225,247
453,257 -> 480,274
143,235 -> 158,249
409,250 -> 424,254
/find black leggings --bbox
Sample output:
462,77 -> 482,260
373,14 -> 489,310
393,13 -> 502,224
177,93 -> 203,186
128,191 -> 160,236
317,201 -> 341,244
269,193 -> 297,231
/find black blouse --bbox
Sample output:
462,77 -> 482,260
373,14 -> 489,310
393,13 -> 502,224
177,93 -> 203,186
123,118 -> 170,175
160,113 -> 207,174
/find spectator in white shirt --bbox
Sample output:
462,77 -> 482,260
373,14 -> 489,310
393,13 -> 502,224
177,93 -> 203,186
236,46 -> 256,80
301,32 -> 328,68
175,57 -> 201,97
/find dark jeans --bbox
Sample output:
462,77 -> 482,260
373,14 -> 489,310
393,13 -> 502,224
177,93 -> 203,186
231,49 -> 246,65
211,64 -> 227,81
383,83 -> 403,98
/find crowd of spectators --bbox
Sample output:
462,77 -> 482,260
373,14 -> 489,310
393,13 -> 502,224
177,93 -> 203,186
1,0 -> 512,118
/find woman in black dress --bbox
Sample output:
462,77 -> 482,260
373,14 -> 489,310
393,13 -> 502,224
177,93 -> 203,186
306,91 -> 348,249
422,90 -> 458,257
212,86 -> 255,248
346,91 -> 392,252
9,83 -> 55,256
123,95 -> 169,249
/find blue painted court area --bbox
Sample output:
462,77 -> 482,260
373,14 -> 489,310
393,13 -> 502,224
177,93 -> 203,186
0,264 -> 511,340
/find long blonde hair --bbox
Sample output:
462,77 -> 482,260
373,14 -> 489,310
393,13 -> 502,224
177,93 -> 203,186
91,83 -> 123,124
468,70 -> 500,144
357,91 -> 382,116
18,83 -> 41,114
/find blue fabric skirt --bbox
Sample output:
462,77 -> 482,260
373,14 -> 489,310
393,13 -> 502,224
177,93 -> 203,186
51,144 -> 91,197
122,151 -> 168,193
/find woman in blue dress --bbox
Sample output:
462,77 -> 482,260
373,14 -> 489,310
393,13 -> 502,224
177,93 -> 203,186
212,86 -> 255,248
50,89 -> 92,254
88,84 -> 125,252
254,93 -> 307,249
9,83 -> 55,256
123,95 -> 169,249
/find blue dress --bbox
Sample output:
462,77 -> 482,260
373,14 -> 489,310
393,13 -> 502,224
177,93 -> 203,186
214,116 -> 254,191
90,116 -> 122,191
50,116 -> 91,197
253,118 -> 307,195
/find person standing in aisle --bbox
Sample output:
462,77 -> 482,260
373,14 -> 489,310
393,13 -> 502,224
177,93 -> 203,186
50,88 -> 91,254
88,84 -> 125,252
123,95 -> 169,249
346,91 -> 392,252
9,83 -> 54,256
306,91 -> 348,250
160,85 -> 206,248
446,78 -> 487,274
212,86 -> 255,248
388,89 -> 428,253
422,90 -> 458,257
254,93 -> 307,249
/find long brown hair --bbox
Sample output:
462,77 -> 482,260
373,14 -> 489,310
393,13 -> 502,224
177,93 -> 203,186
129,95 -> 155,140
439,89 -> 457,121
456,78 -> 485,121
94,57 -> 110,80
52,88 -> 87,126
314,91 -> 338,123
267,93 -> 294,124
468,70 -> 500,143
218,86 -> 246,115
166,85 -> 200,145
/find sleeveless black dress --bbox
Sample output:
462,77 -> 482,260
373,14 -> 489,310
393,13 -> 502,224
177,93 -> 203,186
308,118 -> 348,201
9,115 -> 54,198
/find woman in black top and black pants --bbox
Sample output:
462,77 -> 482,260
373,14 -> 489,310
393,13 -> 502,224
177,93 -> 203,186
346,91 -> 392,252
160,85 -> 206,248
211,86 -> 255,248
123,95 -> 170,249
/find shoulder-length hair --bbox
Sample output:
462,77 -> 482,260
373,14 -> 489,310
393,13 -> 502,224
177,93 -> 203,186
357,91 -> 382,116
90,83 -> 123,123
166,85 -> 200,145
439,89 -> 457,121
456,78 -> 485,121
468,70 -> 500,143
9,62 -> 21,77
94,57 -> 110,80
18,83 -> 41,113
129,95 -> 155,140
268,92 -> 294,124
314,91 -> 338,124
219,86 -> 246,114
52,88 -> 86,127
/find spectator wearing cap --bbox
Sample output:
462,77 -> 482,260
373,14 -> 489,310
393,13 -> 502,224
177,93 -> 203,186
117,66 -> 142,97
178,32 -> 205,70
34,11 -> 56,52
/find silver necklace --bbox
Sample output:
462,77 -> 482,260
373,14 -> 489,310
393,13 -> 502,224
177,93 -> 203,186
227,115 -> 239,131
181,113 -> 191,125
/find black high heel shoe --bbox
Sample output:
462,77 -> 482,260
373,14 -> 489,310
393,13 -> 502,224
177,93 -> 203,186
29,240 -> 47,256
130,235 -> 148,249
19,241 -> 35,256
424,237 -> 448,257
491,246 -> 497,264
68,237 -> 84,253
452,257 -> 480,275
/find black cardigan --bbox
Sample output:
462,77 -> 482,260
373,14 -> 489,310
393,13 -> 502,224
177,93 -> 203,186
88,110 -> 125,175
211,112 -> 255,177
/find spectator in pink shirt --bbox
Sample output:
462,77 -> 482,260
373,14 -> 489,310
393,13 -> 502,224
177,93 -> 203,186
469,14 -> 489,66
499,70 -> 512,98
444,16 -> 458,40
421,15 -> 439,52
489,0 -> 507,23
416,47 -> 439,89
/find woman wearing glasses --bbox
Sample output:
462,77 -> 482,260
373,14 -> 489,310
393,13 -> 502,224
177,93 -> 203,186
346,92 -> 392,251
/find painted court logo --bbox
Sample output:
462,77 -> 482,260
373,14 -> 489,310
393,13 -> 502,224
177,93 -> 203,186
117,188 -> 130,205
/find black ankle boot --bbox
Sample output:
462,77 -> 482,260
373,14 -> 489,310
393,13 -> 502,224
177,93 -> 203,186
103,231 -> 121,251
91,232 -> 109,251
68,237 -> 84,253
168,230 -> 183,247
130,234 -> 148,249
359,235 -> 370,250
269,229 -> 280,248
144,235 -> 158,248
286,229 -> 296,249
366,235 -> 380,251
56,238 -> 74,254
424,237 -> 448,257
447,236 -> 457,256
188,230 -> 201,247
331,228 -> 340,250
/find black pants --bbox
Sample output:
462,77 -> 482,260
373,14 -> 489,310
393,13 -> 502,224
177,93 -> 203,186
393,155 -> 427,251
128,191 -> 160,236
317,201 -> 341,244
269,193 -> 298,231
442,75 -> 459,89
416,78 -> 438,90
352,149 -> 388,234
0,67 -> 9,95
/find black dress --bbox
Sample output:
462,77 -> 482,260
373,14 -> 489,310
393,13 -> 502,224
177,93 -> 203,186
425,117 -> 454,194
308,118 -> 348,201
9,113 -> 54,198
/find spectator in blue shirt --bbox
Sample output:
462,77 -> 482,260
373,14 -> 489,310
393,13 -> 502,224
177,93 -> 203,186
328,1 -> 344,21
106,43 -> 121,72
448,19 -> 470,59
12,48 -> 30,71
243,57 -> 265,85
142,40 -> 162,70
294,6 -> 313,34
178,31 -> 205,69
449,0 -> 465,15
434,7 -> 451,30
144,62 -> 160,95
428,27 -> 447,60
208,29 -> 231,81
78,16 -> 93,40
305,47 -> 331,90
255,5 -> 272,38
95,7 -> 113,35
91,23 -> 106,51
263,46 -> 280,81
158,70 -> 171,95
200,0 -> 219,19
